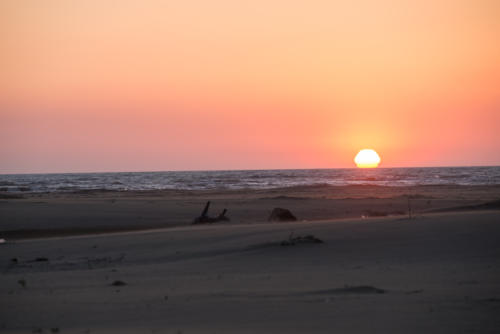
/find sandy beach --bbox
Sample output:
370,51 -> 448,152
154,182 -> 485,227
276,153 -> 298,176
1,184 -> 499,238
1,185 -> 500,333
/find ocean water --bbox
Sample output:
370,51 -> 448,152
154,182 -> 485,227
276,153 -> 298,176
0,167 -> 499,193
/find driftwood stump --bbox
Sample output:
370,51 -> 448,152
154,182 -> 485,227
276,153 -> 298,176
193,201 -> 229,224
268,208 -> 297,222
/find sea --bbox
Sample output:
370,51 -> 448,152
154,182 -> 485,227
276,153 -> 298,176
0,166 -> 499,194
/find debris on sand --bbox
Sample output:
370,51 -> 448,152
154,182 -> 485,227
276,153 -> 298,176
363,210 -> 388,217
361,210 -> 406,218
110,280 -> 127,287
268,208 -> 297,222
406,289 -> 423,294
484,298 -> 500,303
281,232 -> 323,246
17,279 -> 27,288
193,201 -> 229,224
311,285 -> 386,295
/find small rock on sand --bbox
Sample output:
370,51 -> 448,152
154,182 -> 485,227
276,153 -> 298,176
111,280 -> 127,286
268,208 -> 297,222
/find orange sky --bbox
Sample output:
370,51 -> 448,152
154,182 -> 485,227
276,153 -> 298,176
1,0 -> 499,173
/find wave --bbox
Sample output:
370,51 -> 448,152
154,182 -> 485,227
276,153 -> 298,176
1,167 -> 499,194
0,181 -> 17,186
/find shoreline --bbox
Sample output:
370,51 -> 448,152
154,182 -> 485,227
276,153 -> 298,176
2,183 -> 500,199
1,184 -> 499,240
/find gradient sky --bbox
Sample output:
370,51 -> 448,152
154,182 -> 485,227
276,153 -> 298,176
1,0 -> 499,173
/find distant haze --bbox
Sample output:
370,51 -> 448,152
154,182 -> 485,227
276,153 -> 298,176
1,1 -> 499,173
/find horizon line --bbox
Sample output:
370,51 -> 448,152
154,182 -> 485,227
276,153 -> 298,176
1,164 -> 499,176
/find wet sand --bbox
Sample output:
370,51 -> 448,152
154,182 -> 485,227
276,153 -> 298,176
1,184 -> 499,239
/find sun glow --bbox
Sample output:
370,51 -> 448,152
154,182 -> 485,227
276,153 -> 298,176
354,149 -> 381,168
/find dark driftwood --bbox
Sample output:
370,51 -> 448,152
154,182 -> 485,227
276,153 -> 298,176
193,201 -> 229,224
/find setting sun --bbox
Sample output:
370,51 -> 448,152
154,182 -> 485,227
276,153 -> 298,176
354,149 -> 381,168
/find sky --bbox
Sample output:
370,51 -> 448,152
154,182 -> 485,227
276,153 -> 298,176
1,0 -> 499,173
